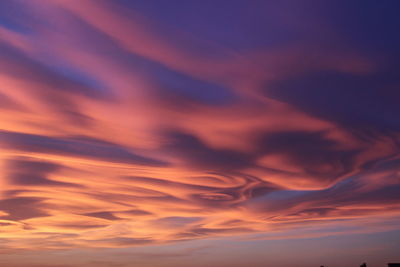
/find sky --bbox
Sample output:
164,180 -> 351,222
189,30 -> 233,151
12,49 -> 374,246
0,0 -> 399,266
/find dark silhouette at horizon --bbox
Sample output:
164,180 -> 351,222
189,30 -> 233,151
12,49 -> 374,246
319,263 -> 400,267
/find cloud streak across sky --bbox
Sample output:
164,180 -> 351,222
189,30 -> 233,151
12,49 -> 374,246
0,0 -> 399,266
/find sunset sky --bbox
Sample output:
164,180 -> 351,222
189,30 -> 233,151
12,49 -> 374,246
0,1 -> 400,266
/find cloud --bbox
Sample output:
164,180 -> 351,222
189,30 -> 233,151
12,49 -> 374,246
0,0 -> 399,262
5,158 -> 79,187
0,197 -> 49,221
88,237 -> 154,247
0,130 -> 167,166
83,212 -> 121,221
160,131 -> 252,170
255,130 -> 359,181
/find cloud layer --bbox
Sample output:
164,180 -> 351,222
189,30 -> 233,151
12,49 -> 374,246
0,0 -> 399,256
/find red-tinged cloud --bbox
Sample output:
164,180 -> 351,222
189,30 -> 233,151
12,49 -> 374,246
0,0 -> 399,257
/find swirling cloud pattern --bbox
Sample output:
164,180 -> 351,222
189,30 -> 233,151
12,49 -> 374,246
0,0 -> 399,266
